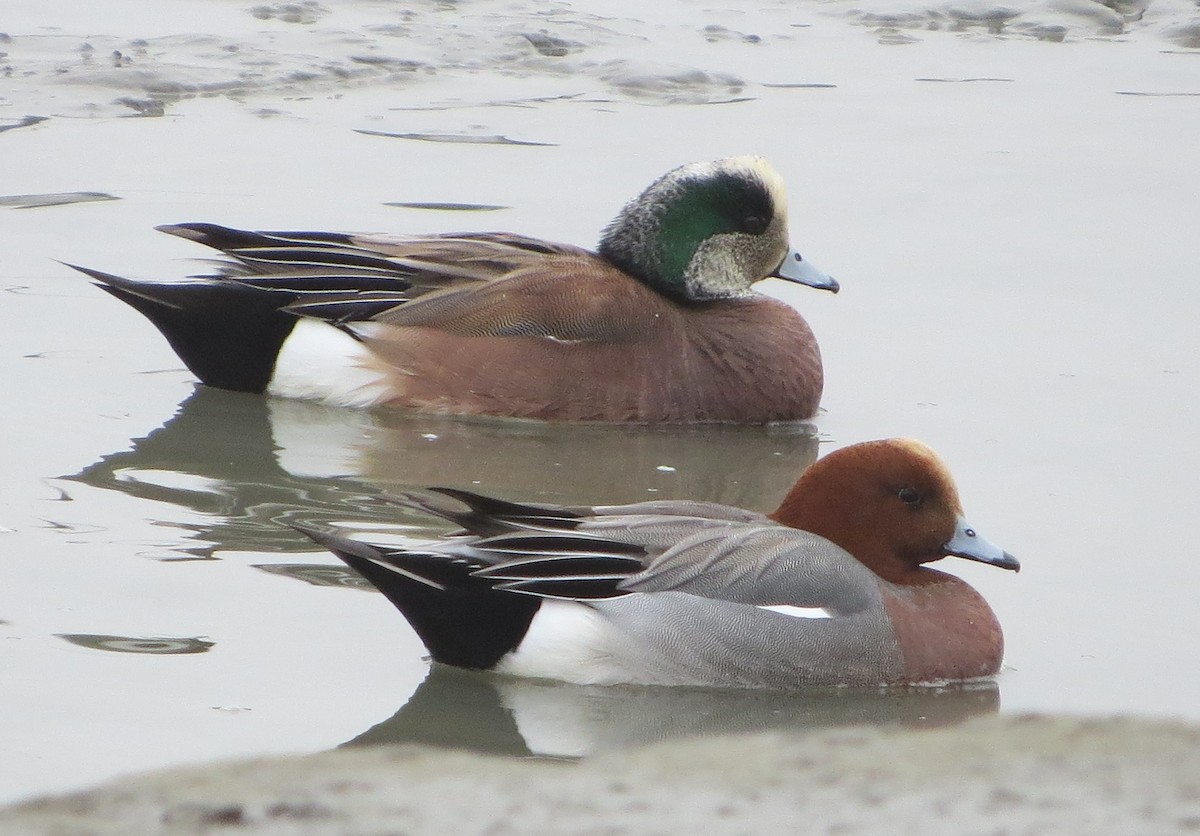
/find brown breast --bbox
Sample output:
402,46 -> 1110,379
880,570 -> 1005,683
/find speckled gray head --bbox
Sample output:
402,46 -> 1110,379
598,156 -> 837,302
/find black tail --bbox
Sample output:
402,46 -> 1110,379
70,264 -> 297,393
296,525 -> 539,670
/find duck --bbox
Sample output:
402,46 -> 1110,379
70,156 -> 837,424
297,438 -> 1020,689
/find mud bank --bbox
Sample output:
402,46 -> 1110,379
4,714 -> 1198,834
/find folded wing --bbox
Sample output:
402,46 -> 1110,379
351,490 -> 879,616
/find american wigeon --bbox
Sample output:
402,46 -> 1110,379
72,156 -> 837,424
298,438 -> 1020,689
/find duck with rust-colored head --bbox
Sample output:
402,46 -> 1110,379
299,439 -> 1019,689
72,157 -> 836,424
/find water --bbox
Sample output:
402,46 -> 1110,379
2,0 -> 1199,805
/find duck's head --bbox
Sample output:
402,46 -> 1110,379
598,156 -> 838,302
770,438 -> 1020,584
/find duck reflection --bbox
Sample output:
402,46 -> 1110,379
65,387 -> 820,559
345,664 -> 1000,758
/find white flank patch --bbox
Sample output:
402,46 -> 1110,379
267,318 -> 393,408
495,600 -> 627,686
757,604 -> 832,619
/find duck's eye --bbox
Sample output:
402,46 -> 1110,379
898,487 -> 923,506
740,214 -> 768,235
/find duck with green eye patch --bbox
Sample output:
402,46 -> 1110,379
601,157 -> 835,303
73,156 -> 838,423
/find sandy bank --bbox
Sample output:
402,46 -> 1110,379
3,714 -> 1197,834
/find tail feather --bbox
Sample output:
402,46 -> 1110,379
68,263 -> 297,393
295,525 -> 539,670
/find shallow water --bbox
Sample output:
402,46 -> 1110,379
2,0 -> 1199,805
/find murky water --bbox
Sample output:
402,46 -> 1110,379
3,0 -> 1199,805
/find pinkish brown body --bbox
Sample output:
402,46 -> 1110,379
357,263 -> 823,422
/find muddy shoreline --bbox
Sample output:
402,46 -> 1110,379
4,714 -> 1198,834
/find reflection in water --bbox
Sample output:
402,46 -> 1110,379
345,665 -> 1000,758
64,390 -> 395,558
56,634 -> 215,654
250,563 -> 376,591
267,393 -> 821,509
65,387 -> 821,558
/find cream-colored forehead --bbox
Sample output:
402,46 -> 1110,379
891,437 -> 942,464
677,156 -> 790,217
887,438 -> 958,489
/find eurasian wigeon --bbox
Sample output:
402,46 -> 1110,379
71,156 -> 837,424
298,438 -> 1019,689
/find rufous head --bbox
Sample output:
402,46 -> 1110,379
771,438 -> 1019,584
